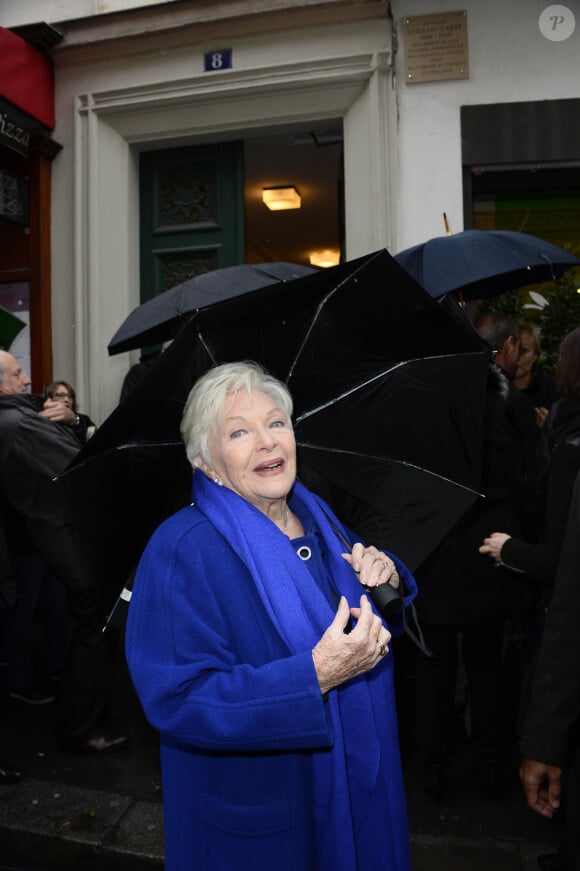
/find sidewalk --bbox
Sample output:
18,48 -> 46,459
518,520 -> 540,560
0,646 -> 559,871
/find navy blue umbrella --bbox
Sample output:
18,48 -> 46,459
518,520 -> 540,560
395,229 -> 580,300
108,261 -> 316,355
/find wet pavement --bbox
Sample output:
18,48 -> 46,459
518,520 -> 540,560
0,638 -> 560,870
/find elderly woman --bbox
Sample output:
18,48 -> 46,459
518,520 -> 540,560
126,361 -> 416,871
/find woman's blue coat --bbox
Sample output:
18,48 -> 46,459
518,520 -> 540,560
126,502 -> 409,871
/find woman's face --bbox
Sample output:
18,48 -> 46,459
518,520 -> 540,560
201,387 -> 296,513
51,383 -> 73,410
515,333 -> 538,380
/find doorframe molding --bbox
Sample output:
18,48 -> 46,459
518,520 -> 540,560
72,50 -> 398,419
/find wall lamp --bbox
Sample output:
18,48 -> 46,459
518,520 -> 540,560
262,186 -> 301,211
309,249 -> 340,268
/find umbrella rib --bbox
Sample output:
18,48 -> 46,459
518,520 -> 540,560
198,331 -> 220,366
111,440 -> 184,450
539,252 -> 556,280
294,353 -> 467,424
287,253 -> 381,381
294,362 -> 407,423
287,286 -> 341,382
297,442 -> 484,496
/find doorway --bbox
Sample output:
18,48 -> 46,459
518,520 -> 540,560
243,127 -> 344,266
139,126 -> 344,305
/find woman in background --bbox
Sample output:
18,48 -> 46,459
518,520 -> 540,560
45,380 -> 96,442
513,322 -> 558,429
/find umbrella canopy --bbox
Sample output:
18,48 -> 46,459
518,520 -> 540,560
107,261 -> 316,355
59,249 -> 490,609
395,229 -> 580,300
0,305 -> 26,349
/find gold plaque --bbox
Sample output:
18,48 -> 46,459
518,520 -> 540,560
404,11 -> 469,84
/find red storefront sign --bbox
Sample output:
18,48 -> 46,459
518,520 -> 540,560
0,27 -> 55,155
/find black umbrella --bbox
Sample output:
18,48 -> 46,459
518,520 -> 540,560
107,261 -> 316,355
0,305 -> 26,348
395,229 -> 580,300
59,249 -> 489,611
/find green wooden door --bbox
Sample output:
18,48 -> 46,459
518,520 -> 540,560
139,141 -> 245,304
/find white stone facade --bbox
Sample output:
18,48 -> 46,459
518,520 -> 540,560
1,0 -> 578,419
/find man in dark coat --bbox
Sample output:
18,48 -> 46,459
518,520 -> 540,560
519,470 -> 580,871
0,350 -> 127,753
0,499 -> 25,784
414,314 -> 540,801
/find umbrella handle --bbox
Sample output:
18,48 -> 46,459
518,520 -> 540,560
319,506 -> 405,619
318,504 -> 431,656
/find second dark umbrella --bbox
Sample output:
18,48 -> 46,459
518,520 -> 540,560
395,229 -> 580,300
107,261 -> 316,355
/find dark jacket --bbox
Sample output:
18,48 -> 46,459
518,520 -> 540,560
0,501 -> 16,613
75,411 -> 96,444
0,393 -> 95,594
520,470 -> 580,768
415,365 -> 540,624
521,367 -> 559,411
501,398 -> 580,586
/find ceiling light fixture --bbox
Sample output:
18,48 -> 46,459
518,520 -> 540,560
262,186 -> 301,211
309,249 -> 340,268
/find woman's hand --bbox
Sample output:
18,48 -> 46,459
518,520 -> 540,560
520,757 -> 561,818
341,543 -> 400,590
479,532 -> 511,562
535,406 -> 549,429
312,595 -> 391,695
40,398 -> 76,426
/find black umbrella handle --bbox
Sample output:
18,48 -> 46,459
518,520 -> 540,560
320,505 -> 431,657
319,507 -> 405,618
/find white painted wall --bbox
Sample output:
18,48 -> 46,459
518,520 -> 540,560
0,0 -> 179,27
390,0 -> 580,251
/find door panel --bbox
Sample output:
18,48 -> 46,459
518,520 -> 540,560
140,142 -> 245,304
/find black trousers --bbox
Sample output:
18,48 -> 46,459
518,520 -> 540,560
57,586 -> 118,740
415,620 -> 507,767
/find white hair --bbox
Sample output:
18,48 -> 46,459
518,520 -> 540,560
180,361 -> 293,469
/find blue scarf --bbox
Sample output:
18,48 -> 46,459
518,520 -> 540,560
193,473 -> 411,871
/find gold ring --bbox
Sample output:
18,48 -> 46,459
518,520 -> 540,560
377,641 -> 386,656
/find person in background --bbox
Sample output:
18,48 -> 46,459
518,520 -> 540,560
126,361 -> 416,871
475,312 -> 522,382
513,322 -> 558,429
412,314 -> 540,803
475,312 -> 542,533
1,363 -> 70,704
0,499 -> 25,784
479,326 -> 580,780
120,350 -> 162,402
0,349 -> 127,753
519,470 -> 580,871
480,325 -> 580,601
45,380 -> 96,442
